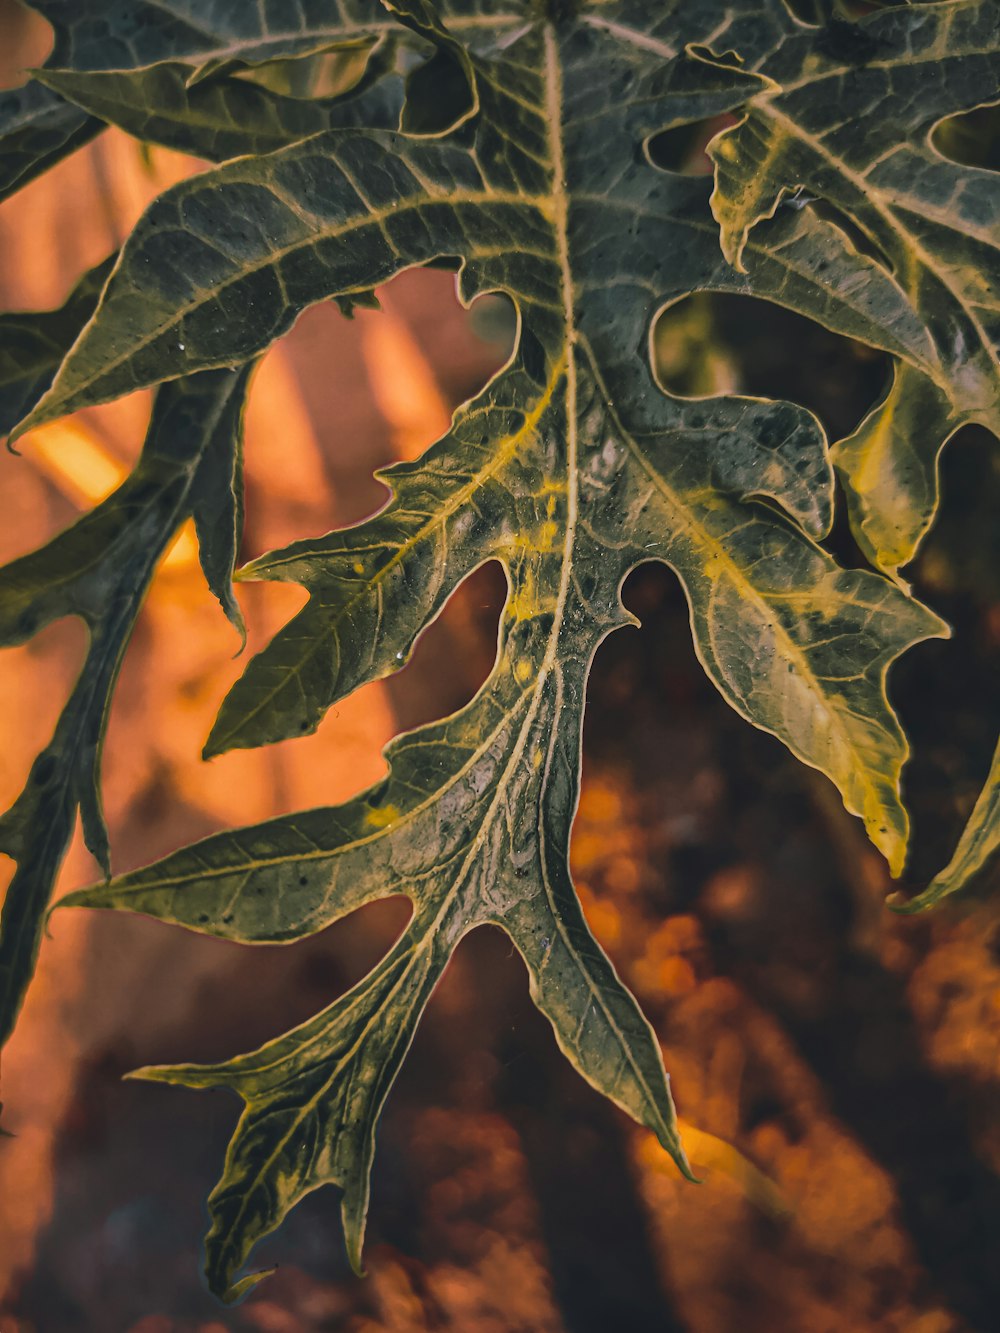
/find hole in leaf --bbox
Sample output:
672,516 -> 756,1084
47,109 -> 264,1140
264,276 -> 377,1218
422,254 -> 463,273
647,115 -> 734,176
653,293 -> 740,401
910,424 -> 1000,603
654,291 -> 891,441
469,290 -> 518,352
98,894 -> 414,1071
244,265 -> 514,549
401,46 -> 475,136
388,560 -> 507,735
577,562 -> 738,915
932,102 -> 1000,173
891,425 -> 999,879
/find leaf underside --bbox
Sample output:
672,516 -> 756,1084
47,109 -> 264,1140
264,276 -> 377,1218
1,0 -> 997,1302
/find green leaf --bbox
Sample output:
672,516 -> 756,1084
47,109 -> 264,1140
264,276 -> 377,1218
32,56 -> 405,164
707,0 -> 1000,570
28,0 -> 977,1299
892,734 -> 1000,913
1,0 -> 467,201
63,572 -> 695,1292
0,80 -> 101,203
0,256 -> 115,437
31,0 -> 397,72
0,367 -> 252,1047
25,2 -> 484,171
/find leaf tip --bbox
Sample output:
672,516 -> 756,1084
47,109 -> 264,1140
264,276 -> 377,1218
226,606 -> 248,656
885,887 -> 922,915
121,1065 -> 155,1084
5,422 -> 28,455
8,390 -> 58,445
202,709 -> 236,759
709,200 -> 749,272
347,1248 -> 368,1280
123,1061 -> 184,1086
51,883 -> 107,917
886,873 -> 954,915
673,1139 -> 700,1185
201,729 -> 228,762
869,809 -> 909,882
342,1193 -> 370,1277
934,613 -> 953,642
660,1107 -> 698,1183
219,1267 -> 277,1305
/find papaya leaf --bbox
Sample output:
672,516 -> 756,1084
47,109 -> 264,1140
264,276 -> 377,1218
8,0 -> 977,1299
0,367 -> 252,1048
0,81 -> 101,204
892,734 -> 1000,913
705,0 -> 1000,573
3,0 -> 996,1300
0,255 -> 115,436
32,54 -> 406,167
30,0 -> 402,73
24,0 -> 486,165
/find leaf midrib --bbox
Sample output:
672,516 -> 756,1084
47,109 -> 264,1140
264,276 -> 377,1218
160,27 -> 656,1269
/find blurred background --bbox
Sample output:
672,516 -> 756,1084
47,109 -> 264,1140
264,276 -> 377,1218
1,1 -> 999,1329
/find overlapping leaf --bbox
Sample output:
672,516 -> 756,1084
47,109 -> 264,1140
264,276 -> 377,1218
706,0 -> 1000,574
9,0 -> 491,174
697,0 -> 1000,901
1,0 -> 996,1302
0,368 -> 252,1046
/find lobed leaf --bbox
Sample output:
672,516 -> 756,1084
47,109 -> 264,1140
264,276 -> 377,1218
33,54 -> 406,165
19,0 -> 489,167
0,368 -> 253,1047
707,0 -> 1000,572
2,0 -> 995,1299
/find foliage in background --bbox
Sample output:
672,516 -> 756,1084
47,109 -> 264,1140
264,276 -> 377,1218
0,0 -> 997,1303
